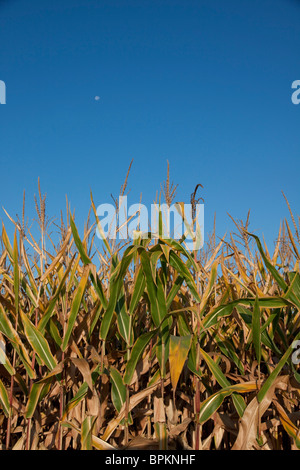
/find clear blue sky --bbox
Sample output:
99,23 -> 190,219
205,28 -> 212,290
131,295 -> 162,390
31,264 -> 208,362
0,0 -> 299,251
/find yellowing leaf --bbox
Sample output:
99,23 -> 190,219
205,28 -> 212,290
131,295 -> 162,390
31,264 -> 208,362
169,334 -> 192,393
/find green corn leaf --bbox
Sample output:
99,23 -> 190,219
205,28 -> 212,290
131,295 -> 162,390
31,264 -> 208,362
284,271 -> 300,310
62,383 -> 89,420
0,341 -> 15,376
187,336 -> 203,380
139,249 -> 160,326
169,250 -> 201,303
25,382 -> 45,418
110,366 -> 126,413
199,382 -> 257,424
89,270 -> 108,310
258,329 -> 300,403
62,265 -> 90,351
203,297 -> 294,335
166,273 -> 185,310
20,310 -> 57,371
62,367 -> 101,420
81,416 -> 94,450
70,214 -> 91,266
159,237 -> 198,272
215,336 -> 245,375
116,292 -> 132,346
47,319 -> 62,348
0,379 -> 10,417
124,329 -> 158,385
13,230 -> 19,317
128,266 -> 145,315
99,275 -> 123,341
199,347 -> 246,417
100,249 -> 136,340
0,305 -> 36,379
202,302 -> 237,332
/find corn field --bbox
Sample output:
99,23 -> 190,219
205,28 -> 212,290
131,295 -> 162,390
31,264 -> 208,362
0,172 -> 300,451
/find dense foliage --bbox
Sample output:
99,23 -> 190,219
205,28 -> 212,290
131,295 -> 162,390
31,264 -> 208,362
0,176 -> 299,450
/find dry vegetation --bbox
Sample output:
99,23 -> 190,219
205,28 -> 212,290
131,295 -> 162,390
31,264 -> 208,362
0,165 -> 300,450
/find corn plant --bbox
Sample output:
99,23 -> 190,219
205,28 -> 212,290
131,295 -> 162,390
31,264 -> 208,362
0,172 -> 299,450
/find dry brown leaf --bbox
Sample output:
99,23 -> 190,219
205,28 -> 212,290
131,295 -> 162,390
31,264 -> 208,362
124,436 -> 159,450
129,353 -> 150,386
12,434 -> 26,450
165,397 -> 178,425
232,375 -> 289,450
154,394 -> 166,423
168,417 -> 192,438
70,357 -> 93,391
213,413 -> 225,449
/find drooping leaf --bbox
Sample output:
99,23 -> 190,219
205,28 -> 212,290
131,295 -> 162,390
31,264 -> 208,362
0,305 -> 36,379
169,334 -> 192,392
199,347 -> 246,417
20,310 -> 57,371
199,382 -> 257,424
